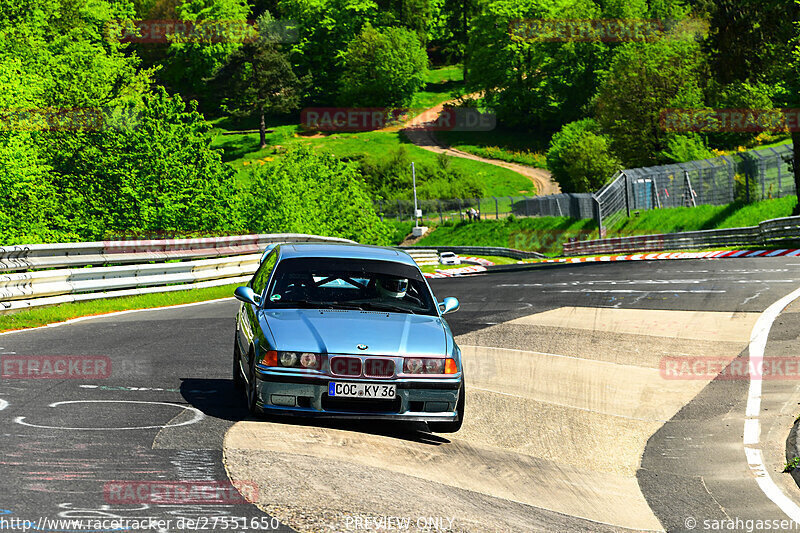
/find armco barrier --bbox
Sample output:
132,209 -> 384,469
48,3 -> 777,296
399,245 -> 546,261
0,233 -> 352,272
1,233 -> 353,314
404,249 -> 439,266
563,215 -> 800,256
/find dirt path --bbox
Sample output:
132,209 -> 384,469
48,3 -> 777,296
391,95 -> 561,196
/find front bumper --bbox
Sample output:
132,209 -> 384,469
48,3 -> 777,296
253,368 -> 461,421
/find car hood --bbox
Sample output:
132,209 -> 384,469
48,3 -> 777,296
261,309 -> 447,357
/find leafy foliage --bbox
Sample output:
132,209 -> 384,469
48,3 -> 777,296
338,24 -> 428,106
357,146 -> 483,200
594,40 -> 707,168
546,119 -> 620,193
247,146 -> 392,244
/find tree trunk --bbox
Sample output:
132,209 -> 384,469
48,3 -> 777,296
793,130 -> 800,216
259,112 -> 267,149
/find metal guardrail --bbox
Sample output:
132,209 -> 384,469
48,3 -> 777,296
563,215 -> 800,256
399,245 -> 546,260
404,249 -> 439,266
0,233 -> 352,272
0,234 -> 354,314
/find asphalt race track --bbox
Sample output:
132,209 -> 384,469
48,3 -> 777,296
2,257 -> 800,532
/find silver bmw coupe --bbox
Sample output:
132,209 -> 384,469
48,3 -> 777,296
233,243 -> 464,432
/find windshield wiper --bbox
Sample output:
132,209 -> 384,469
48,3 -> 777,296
358,302 -> 417,315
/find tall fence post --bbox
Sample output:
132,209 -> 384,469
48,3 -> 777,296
457,198 -> 463,221
492,196 -> 499,219
623,171 -> 630,218
437,200 -> 443,224
593,195 -> 603,237
396,200 -> 403,221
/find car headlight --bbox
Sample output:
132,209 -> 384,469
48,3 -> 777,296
277,351 -> 321,370
403,357 -> 457,374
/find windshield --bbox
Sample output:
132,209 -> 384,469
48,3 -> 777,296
264,257 -> 438,316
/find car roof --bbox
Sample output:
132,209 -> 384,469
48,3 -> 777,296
275,243 -> 418,267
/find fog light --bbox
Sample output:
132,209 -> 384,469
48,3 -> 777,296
270,394 -> 296,407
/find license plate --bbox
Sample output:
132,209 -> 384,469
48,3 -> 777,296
328,382 -> 396,399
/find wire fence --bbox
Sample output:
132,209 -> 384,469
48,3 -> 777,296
596,144 -> 796,232
377,144 -> 796,231
376,193 -> 596,223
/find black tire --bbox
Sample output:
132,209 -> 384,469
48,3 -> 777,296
428,380 -> 465,433
232,339 -> 245,390
245,354 -> 262,416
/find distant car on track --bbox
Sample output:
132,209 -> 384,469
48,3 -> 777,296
233,243 -> 465,432
439,251 -> 461,265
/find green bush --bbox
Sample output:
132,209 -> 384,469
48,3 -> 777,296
734,173 -> 759,204
659,134 -> 714,164
546,119 -> 621,192
46,89 -> 243,240
246,146 -> 392,244
338,24 -> 428,107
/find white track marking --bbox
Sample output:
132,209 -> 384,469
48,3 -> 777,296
0,399 -> 7,411
744,286 -> 800,521
0,297 -> 234,337
13,400 -> 204,430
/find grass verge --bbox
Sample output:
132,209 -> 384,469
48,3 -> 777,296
438,127 -> 549,169
0,284 -> 240,333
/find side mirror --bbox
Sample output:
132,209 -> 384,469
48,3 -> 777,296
234,286 -> 261,306
438,297 -> 460,315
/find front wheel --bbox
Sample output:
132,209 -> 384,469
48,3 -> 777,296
428,380 -> 465,433
245,355 -> 262,417
232,339 -> 245,390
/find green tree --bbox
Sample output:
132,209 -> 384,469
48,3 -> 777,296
160,0 -> 251,104
594,39 -> 707,168
338,24 -> 428,106
278,0 -> 378,105
247,146 -> 391,244
467,0 -> 613,133
546,119 -> 620,193
211,13 -> 304,148
46,88 -> 242,239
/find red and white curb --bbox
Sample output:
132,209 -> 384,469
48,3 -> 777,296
538,249 -> 800,264
424,265 -> 488,278
459,256 -> 496,266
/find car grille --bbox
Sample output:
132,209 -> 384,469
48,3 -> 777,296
364,358 -> 395,378
330,356 -> 362,377
321,394 -> 402,413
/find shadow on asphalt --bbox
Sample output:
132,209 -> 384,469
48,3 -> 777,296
179,377 -> 451,446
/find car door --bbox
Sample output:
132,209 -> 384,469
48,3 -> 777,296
238,249 -> 278,371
